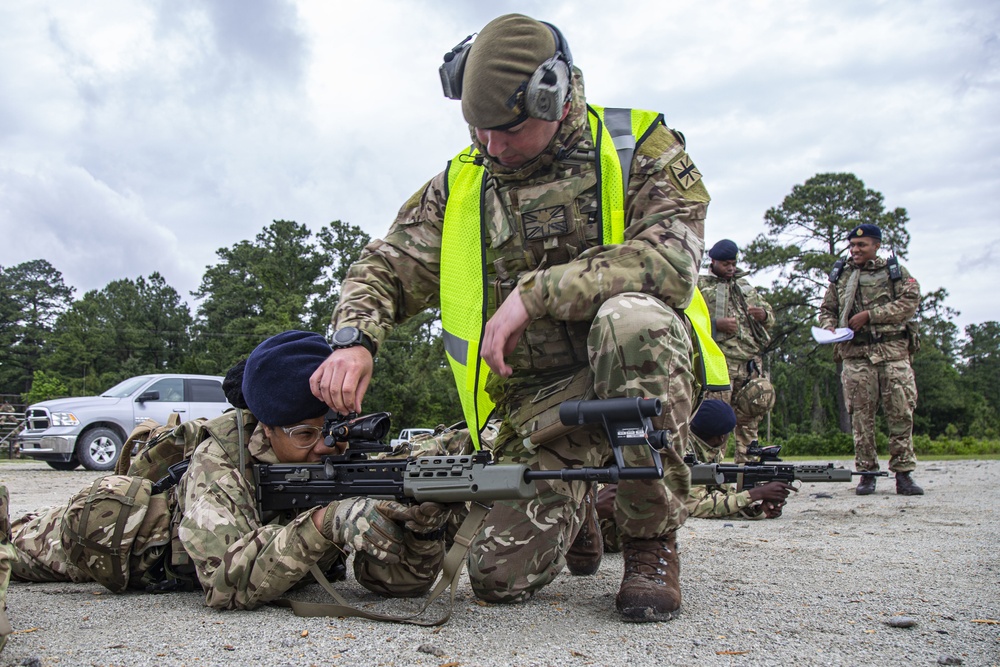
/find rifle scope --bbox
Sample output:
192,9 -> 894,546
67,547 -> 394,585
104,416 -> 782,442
324,411 -> 391,442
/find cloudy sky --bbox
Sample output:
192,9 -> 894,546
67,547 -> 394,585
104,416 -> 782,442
1,0 -> 997,332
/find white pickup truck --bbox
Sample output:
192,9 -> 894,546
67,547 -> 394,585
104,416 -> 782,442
388,428 -> 435,449
18,373 -> 232,471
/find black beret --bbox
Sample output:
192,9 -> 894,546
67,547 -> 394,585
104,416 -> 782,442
708,239 -> 739,261
242,330 -> 332,426
222,358 -> 249,409
847,224 -> 882,241
691,399 -> 737,439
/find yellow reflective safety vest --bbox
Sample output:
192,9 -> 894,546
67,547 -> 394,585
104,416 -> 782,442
441,105 -> 729,449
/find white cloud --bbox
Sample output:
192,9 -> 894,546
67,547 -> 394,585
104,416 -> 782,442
1,0 -> 997,334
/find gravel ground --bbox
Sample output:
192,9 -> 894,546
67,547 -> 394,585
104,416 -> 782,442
1,459 -> 997,667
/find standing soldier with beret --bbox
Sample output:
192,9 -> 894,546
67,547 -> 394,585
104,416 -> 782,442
310,13 -> 728,622
819,224 -> 924,496
698,239 -> 775,463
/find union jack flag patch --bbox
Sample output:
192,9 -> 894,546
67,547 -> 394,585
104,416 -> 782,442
670,157 -> 702,189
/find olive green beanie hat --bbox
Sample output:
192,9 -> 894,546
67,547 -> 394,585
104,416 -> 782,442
461,14 -> 556,129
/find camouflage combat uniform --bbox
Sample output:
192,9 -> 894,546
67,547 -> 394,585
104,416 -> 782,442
698,268 -> 774,463
333,71 -> 705,603
684,433 -> 764,520
5,410 -> 442,609
819,257 -> 920,473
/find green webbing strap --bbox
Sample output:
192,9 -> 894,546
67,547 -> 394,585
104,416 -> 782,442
67,476 -> 143,593
713,285 -> 728,342
276,502 -> 492,626
236,409 -> 246,478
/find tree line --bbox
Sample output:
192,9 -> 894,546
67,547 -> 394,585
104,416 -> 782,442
0,220 -> 461,431
1,173 -> 997,444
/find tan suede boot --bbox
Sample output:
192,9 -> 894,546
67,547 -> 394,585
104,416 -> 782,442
615,534 -> 681,623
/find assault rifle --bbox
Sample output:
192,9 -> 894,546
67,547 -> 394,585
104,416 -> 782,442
255,411 -> 532,513
255,398 -> 672,514
255,399 -> 678,624
685,441 -> 887,489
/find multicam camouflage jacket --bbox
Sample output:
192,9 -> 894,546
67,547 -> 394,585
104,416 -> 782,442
332,70 -> 709,404
175,410 -> 344,610
685,433 -> 762,520
698,268 -> 773,363
818,257 -> 919,364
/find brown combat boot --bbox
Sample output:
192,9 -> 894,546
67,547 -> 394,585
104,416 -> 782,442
565,485 -> 602,576
615,535 -> 681,623
855,475 -> 877,495
895,471 -> 924,496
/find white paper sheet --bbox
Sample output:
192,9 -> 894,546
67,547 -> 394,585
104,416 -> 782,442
811,326 -> 855,344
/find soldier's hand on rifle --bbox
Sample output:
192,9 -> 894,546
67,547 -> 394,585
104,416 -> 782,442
378,501 -> 455,534
748,307 -> 767,322
748,482 -> 795,520
748,481 -> 796,504
320,497 -> 405,563
847,310 -> 871,331
310,347 -> 374,414
715,317 -> 738,334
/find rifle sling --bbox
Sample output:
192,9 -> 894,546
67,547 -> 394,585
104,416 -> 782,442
274,501 -> 491,626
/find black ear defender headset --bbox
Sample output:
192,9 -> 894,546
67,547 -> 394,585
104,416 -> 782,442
438,21 -> 574,123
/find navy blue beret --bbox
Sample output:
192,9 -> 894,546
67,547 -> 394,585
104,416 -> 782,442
691,399 -> 737,439
847,224 -> 882,241
222,358 -> 249,409
708,239 -> 739,261
242,330 -> 332,426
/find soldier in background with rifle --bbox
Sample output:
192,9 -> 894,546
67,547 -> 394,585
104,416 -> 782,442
597,399 -> 795,551
698,240 -> 775,464
682,400 -> 794,520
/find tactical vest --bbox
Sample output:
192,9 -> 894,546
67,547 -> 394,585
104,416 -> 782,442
441,105 -> 728,448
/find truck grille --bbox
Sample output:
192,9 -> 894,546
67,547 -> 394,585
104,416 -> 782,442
25,408 -> 50,431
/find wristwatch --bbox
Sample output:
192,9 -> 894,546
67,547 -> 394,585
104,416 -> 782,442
330,327 -> 375,355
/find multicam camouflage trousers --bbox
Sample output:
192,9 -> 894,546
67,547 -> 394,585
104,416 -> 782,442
841,357 -> 918,473
708,356 -> 765,464
467,293 -> 695,603
6,477 -> 170,589
8,503 -> 95,584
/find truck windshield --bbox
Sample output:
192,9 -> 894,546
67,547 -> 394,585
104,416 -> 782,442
101,376 -> 153,398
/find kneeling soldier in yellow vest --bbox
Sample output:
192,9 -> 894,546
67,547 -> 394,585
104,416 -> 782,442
309,14 -> 727,622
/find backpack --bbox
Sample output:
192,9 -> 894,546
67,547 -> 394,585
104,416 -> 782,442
886,258 -> 921,357
115,413 -> 208,483
57,414 -> 212,593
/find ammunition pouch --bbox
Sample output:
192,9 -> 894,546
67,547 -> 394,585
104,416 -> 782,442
507,368 -> 594,447
851,331 -> 907,346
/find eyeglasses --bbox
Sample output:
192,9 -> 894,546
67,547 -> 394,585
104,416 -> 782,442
280,424 -> 329,449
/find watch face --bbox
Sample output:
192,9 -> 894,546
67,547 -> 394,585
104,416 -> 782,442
333,327 -> 360,346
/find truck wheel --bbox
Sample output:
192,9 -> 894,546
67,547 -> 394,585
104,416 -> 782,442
46,460 -> 80,471
76,427 -> 123,471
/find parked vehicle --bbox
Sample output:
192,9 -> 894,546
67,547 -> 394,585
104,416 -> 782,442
18,374 -> 232,471
389,428 -> 435,449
